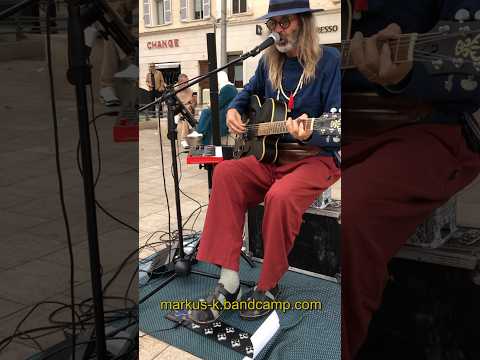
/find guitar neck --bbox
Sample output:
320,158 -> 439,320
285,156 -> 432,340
340,33 -> 418,69
255,118 -> 336,137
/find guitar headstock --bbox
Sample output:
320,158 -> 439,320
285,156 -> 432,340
315,108 -> 341,137
417,13 -> 480,78
323,108 -> 342,123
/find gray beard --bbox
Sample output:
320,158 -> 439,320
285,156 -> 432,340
274,30 -> 299,54
275,42 -> 295,53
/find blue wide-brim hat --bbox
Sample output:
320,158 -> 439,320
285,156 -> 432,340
258,0 -> 323,20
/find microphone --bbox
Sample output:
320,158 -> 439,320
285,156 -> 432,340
245,32 -> 280,57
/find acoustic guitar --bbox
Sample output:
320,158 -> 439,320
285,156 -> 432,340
232,95 -> 341,163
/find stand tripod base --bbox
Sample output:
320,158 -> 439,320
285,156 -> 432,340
140,267 -> 256,304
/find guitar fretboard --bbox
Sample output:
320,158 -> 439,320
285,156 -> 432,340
252,118 -> 340,137
340,34 -> 417,69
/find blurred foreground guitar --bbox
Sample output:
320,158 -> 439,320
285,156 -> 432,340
341,16 -> 480,82
233,95 -> 341,163
340,17 -> 480,142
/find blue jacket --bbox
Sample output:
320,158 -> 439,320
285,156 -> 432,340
343,0 -> 480,122
228,46 -> 342,152
197,84 -> 238,144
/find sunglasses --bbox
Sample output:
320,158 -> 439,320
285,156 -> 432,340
265,16 -> 294,31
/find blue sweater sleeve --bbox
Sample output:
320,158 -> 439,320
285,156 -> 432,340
228,57 -> 267,115
305,47 -> 342,148
379,0 -> 480,111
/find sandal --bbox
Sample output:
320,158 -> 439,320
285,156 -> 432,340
239,285 -> 280,320
190,283 -> 241,324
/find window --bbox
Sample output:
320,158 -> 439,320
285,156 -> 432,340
181,0 -> 210,21
154,0 -> 171,25
143,0 -> 151,25
193,0 -> 203,20
232,0 -> 247,14
156,0 -> 165,24
227,53 -> 243,88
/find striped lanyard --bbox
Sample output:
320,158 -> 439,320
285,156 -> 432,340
277,70 -> 305,113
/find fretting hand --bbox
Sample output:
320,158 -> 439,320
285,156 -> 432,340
286,113 -> 313,142
350,23 -> 413,86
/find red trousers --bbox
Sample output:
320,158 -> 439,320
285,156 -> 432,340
341,124 -> 480,360
197,154 -> 340,291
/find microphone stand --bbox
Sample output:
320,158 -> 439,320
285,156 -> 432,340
139,84 -> 256,305
138,33 -> 271,304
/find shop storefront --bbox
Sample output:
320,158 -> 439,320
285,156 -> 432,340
139,9 -> 341,104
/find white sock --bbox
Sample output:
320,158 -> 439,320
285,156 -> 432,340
219,268 -> 240,294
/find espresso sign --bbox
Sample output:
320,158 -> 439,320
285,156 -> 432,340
147,39 -> 180,49
318,25 -> 339,33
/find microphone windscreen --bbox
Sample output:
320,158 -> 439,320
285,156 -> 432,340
270,32 -> 280,43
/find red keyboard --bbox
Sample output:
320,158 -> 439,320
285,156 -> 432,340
186,145 -> 233,165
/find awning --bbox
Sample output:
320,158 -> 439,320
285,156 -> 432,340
155,62 -> 181,69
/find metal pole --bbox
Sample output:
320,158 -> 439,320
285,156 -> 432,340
67,2 -> 107,358
220,0 -> 227,66
207,33 -> 221,146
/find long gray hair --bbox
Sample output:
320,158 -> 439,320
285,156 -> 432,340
264,13 -> 322,90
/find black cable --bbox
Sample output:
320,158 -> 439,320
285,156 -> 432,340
106,236 -> 175,295
173,146 -> 209,231
139,322 -> 183,338
123,265 -> 139,309
87,84 -> 102,186
0,325 -> 67,351
45,3 -> 77,357
75,110 -> 139,233
0,301 -> 74,352
84,87 -> 140,234
95,199 -> 139,233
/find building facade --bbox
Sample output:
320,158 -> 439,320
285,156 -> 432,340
139,0 -> 341,103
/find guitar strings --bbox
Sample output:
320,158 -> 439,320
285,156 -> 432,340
342,34 -> 480,68
243,119 -> 340,133
414,50 -> 479,65
341,29 -> 480,47
415,29 -> 480,43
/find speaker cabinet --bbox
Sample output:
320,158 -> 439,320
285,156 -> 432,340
247,201 -> 341,279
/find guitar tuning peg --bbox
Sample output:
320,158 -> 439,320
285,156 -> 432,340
475,10 -> 480,20
454,8 -> 471,22
460,76 -> 478,91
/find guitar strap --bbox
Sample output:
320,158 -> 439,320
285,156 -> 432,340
277,143 -> 322,166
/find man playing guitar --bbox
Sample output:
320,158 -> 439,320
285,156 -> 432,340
190,0 -> 341,324
341,0 -> 480,359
